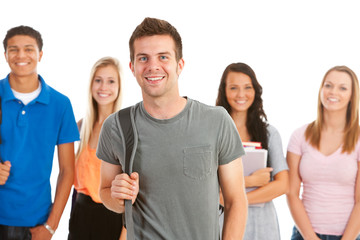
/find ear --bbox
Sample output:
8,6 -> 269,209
38,51 -> 43,62
4,52 -> 8,63
177,58 -> 185,75
129,61 -> 135,76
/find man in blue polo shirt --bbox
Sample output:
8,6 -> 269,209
0,26 -> 79,239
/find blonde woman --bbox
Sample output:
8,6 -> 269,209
287,66 -> 360,240
68,57 -> 125,240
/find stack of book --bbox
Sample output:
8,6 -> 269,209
242,141 -> 262,149
242,141 -> 268,207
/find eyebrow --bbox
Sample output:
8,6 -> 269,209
324,80 -> 350,86
7,44 -> 36,49
135,51 -> 172,57
157,51 -> 172,57
158,51 -> 171,55
94,76 -> 115,80
136,53 -> 147,57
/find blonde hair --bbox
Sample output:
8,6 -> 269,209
76,57 -> 122,158
305,65 -> 360,153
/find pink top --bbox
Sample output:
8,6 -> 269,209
287,124 -> 360,235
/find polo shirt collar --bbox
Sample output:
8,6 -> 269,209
1,74 -> 50,105
34,75 -> 50,104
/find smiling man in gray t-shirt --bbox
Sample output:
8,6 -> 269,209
98,17 -> 248,240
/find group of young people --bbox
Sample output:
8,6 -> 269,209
0,17 -> 359,240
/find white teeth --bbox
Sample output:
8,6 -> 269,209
17,62 -> 27,66
328,97 -> 339,102
99,94 -> 109,97
236,100 -> 246,104
147,77 -> 163,81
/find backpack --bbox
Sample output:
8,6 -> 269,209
118,106 -> 137,240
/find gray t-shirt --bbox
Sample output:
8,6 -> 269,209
243,125 -> 288,240
97,98 -> 244,240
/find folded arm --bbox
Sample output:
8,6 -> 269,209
246,169 -> 288,204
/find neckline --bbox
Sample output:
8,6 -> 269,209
316,145 -> 342,158
140,98 -> 191,124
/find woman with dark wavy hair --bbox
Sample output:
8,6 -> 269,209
216,62 -> 288,240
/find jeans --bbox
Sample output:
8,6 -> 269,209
0,225 -> 32,240
291,226 -> 360,240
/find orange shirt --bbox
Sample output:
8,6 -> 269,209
74,145 -> 102,203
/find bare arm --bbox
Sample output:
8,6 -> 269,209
341,161 -> 360,240
119,226 -> 127,240
286,151 -> 320,240
246,169 -> 288,204
244,167 -> 272,188
30,142 -> 75,239
99,160 -> 139,214
219,157 -> 248,240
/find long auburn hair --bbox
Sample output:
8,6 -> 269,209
216,62 -> 269,149
305,65 -> 360,153
76,57 -> 123,158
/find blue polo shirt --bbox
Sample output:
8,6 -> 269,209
0,74 -> 79,227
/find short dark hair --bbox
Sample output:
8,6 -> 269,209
3,25 -> 43,51
129,17 -> 183,63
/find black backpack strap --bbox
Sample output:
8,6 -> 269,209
119,107 -> 134,174
118,106 -> 135,240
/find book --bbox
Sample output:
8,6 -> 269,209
242,148 -> 268,207
242,141 -> 262,149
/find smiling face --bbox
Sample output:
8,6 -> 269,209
4,35 -> 43,79
91,65 -> 120,107
320,70 -> 352,113
129,35 -> 184,100
320,71 -> 352,112
225,71 -> 255,114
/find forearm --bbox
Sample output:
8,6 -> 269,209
99,162 -> 137,214
342,163 -> 360,240
247,170 -> 288,204
222,197 -> 248,239
247,181 -> 285,204
244,173 -> 268,188
244,176 -> 254,188
286,194 -> 320,240
342,202 -> 360,240
99,187 -> 125,214
46,166 -> 74,231
119,226 -> 127,240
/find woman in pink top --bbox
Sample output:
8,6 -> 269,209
68,57 -> 126,240
287,66 -> 360,240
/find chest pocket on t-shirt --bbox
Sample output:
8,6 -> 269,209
183,145 -> 212,180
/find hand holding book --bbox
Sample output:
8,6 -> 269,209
245,167 -> 273,188
241,142 -> 269,207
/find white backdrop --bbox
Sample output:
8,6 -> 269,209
1,0 -> 360,239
